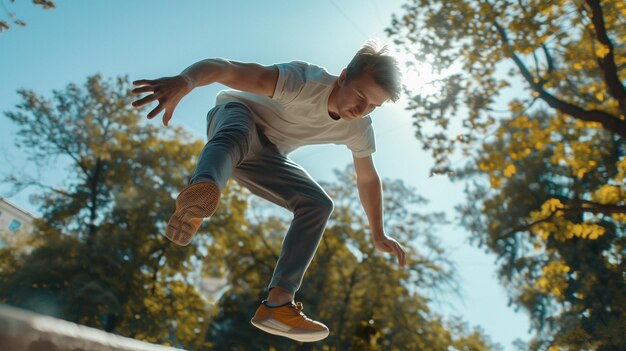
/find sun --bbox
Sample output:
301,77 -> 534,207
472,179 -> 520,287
394,50 -> 438,95
393,48 -> 461,96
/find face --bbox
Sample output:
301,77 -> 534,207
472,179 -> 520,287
334,69 -> 391,120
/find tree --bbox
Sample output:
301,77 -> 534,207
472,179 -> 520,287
457,110 -> 625,351
387,0 -> 625,172
0,0 -> 55,32
387,1 -> 625,349
1,74 -> 228,349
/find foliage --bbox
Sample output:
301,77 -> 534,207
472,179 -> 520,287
1,74 -> 215,349
0,0 -> 55,32
387,0 -> 626,173
389,0 -> 626,350
457,111 -> 625,350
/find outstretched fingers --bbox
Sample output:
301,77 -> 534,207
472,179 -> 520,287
147,101 -> 166,119
163,107 -> 175,126
132,94 -> 157,108
133,79 -> 156,86
131,76 -> 186,126
131,85 -> 156,95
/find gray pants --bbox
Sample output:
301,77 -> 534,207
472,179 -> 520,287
190,102 -> 334,295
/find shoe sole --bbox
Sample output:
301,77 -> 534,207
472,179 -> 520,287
250,319 -> 329,342
165,182 -> 220,246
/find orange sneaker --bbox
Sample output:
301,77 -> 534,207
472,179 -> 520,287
165,181 -> 220,246
251,300 -> 329,342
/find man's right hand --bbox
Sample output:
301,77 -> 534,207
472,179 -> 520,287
131,75 -> 193,126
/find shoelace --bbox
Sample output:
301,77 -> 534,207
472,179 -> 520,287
289,302 -> 305,316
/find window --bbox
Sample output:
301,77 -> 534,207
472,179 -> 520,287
8,219 -> 22,232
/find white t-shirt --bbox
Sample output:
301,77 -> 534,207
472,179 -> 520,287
215,61 -> 376,158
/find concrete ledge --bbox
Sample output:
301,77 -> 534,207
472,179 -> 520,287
0,304 -> 185,351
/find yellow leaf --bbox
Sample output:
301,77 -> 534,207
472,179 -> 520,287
546,198 -> 563,212
536,277 -> 548,289
611,213 -> 626,223
595,44 -> 610,58
587,226 -> 605,240
489,175 -> 502,188
592,185 -> 622,204
503,163 -> 517,178
595,92 -> 605,101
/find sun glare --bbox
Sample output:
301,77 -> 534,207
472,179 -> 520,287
394,49 -> 461,97
395,50 -> 438,95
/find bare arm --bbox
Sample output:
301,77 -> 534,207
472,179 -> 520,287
180,58 -> 278,96
354,155 -> 384,236
353,155 -> 406,267
131,58 -> 278,126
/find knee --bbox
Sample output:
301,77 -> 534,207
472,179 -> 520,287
224,102 -> 254,127
293,193 -> 334,218
219,121 -> 254,141
211,108 -> 255,149
318,195 -> 334,216
213,103 -> 255,137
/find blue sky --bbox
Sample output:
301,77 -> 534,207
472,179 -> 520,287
0,1 -> 531,349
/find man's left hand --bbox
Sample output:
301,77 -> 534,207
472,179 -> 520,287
373,234 -> 406,268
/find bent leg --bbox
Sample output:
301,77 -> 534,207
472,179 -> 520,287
233,148 -> 334,295
167,102 -> 256,245
190,102 -> 257,190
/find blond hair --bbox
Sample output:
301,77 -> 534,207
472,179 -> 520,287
345,40 -> 402,102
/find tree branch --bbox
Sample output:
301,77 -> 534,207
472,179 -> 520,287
2,173 -> 72,198
572,199 -> 626,215
87,157 -> 103,238
493,21 -> 626,138
585,0 -> 626,116
496,201 -> 626,241
496,213 -> 557,241
542,44 -> 554,76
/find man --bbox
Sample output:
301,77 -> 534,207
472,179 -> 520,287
131,40 -> 407,343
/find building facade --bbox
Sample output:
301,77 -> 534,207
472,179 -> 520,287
0,198 -> 36,240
